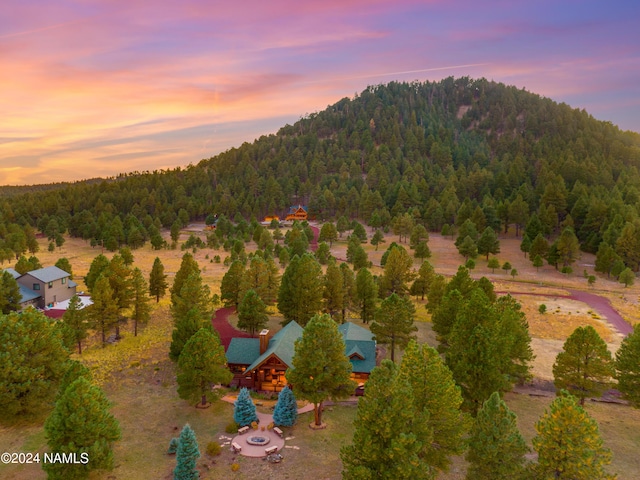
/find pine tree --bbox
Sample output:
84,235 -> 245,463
487,257 -> 500,273
532,392 -> 615,480
149,257 -> 168,303
233,387 -> 259,426
532,254 -> 544,271
322,260 -> 344,321
220,260 -> 245,308
557,227 -> 580,267
277,253 -> 324,326
466,392 -> 528,479
553,325 -> 613,405
458,235 -> 478,260
378,245 -> 414,297
177,328 -> 232,407
57,360 -> 92,400
237,289 -> 268,336
318,222 -> 338,246
54,257 -> 73,278
171,253 -> 200,301
0,270 -> 21,314
88,275 -> 119,346
618,267 -> 635,287
105,254 -> 134,339
595,242 -> 620,278
173,424 -> 200,480
370,293 -> 417,362
371,230 -> 385,250
131,267 -> 151,336
287,314 -> 355,426
0,309 -> 69,421
341,360 -> 433,480
171,271 -> 213,329
43,378 -> 121,480
272,386 -> 297,427
615,324 -> 640,407
61,294 -> 88,354
85,253 -> 110,293
477,227 -> 500,260
398,341 -> 469,472
529,233 -> 550,259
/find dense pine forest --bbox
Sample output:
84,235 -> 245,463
2,77 -> 640,267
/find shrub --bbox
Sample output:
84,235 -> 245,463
251,421 -> 258,430
206,441 -> 221,456
167,437 -> 179,454
225,422 -> 239,434
539,304 -> 547,315
231,463 -> 240,472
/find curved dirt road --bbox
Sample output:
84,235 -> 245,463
498,289 -> 632,336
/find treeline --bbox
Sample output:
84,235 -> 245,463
2,77 -> 640,269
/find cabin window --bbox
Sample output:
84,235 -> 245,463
61,277 -> 66,285
48,282 -> 53,289
33,283 -> 40,291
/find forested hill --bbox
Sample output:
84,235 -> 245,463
2,77 -> 640,262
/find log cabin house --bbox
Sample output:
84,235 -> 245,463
226,321 -> 376,393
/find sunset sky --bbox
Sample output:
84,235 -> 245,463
2,0 -> 639,185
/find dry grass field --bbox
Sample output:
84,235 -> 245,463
1,225 -> 639,479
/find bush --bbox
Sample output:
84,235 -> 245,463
231,463 -> 240,472
225,422 -> 239,434
539,304 -> 547,315
251,421 -> 259,430
167,437 -> 179,454
206,441 -> 221,456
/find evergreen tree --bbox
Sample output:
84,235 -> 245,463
221,261 -> 246,309
323,260 -> 345,321
519,234 -> 531,258
529,233 -> 549,259
171,271 -> 213,328
287,314 -> 355,426
615,324 -> 640,408
457,235 -> 478,260
618,267 -> 634,287
88,275 -> 119,346
370,293 -> 417,362
532,392 -> 615,480
455,218 -> 478,247
546,242 -> 560,269
105,254 -> 134,339
277,253 -> 323,326
171,253 -> 200,301
170,309 -> 210,362
341,360 -> 433,480
233,387 -> 259,426
553,326 -> 614,405
487,257 -> 500,273
131,267 -> 151,336
315,241 -> 332,264
54,257 -> 73,278
61,294 -> 88,354
57,360 -> 92,400
466,392 -> 528,480
237,289 -> 268,336
173,424 -> 200,480
0,309 -> 69,421
318,222 -> 338,246
557,227 -> 581,267
149,257 -> 168,303
532,254 -> 544,271
398,341 -> 469,472
0,270 -> 21,314
371,230 -> 385,250
615,221 -> 640,271
410,260 -> 434,300
378,245 -> 414,297
43,378 -> 121,480
477,227 -> 500,260
340,263 -> 357,321
595,242 -> 620,278
414,240 -> 431,262
177,328 -> 232,407
272,386 -> 297,427
85,254 -> 110,293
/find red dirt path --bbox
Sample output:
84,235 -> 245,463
212,306 -> 251,350
497,289 -> 632,336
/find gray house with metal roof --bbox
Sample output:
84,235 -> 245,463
226,321 -> 376,393
14,266 -> 76,309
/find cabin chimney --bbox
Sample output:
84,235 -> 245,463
259,329 -> 270,355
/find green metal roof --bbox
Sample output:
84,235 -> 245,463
338,322 -> 375,342
246,321 -> 303,372
226,338 -> 260,365
226,321 -> 376,375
